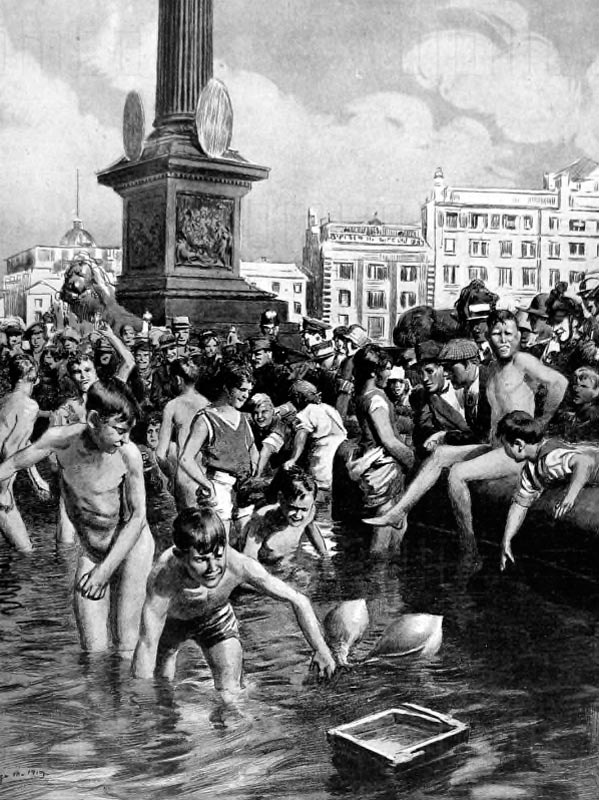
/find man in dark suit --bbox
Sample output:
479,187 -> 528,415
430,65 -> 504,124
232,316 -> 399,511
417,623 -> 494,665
364,338 -> 491,530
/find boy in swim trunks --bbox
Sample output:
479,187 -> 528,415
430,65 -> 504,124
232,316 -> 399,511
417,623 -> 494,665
498,409 -> 599,570
0,380 -> 154,657
242,467 -> 328,563
132,506 -> 335,698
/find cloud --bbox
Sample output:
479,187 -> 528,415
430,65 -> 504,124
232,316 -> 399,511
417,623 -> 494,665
403,6 -> 582,145
0,23 -> 122,260
218,65 -> 515,259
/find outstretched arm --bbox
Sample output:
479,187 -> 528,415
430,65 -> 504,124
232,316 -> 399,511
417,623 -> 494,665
303,520 -> 328,557
283,429 -> 309,470
98,322 -> 135,382
554,453 -> 595,519
76,444 -> 147,601
132,578 -> 171,679
0,425 -> 67,504
500,502 -> 529,570
237,551 -> 335,677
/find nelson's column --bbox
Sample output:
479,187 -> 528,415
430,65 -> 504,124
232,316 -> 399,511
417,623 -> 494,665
97,0 -> 287,334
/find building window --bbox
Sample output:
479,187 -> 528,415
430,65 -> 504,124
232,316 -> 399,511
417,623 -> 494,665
400,266 -> 417,282
367,290 -> 387,309
490,214 -> 500,229
500,241 -> 513,257
444,238 -> 456,254
443,265 -> 458,285
548,242 -> 561,258
293,282 -> 303,294
367,317 -> 385,339
338,314 -> 349,326
549,216 -> 559,230
596,221 -> 599,234
469,213 -> 488,229
338,289 -> 352,307
523,215 -> 533,230
569,242 -> 586,257
445,212 -> 458,229
293,302 -> 302,314
549,269 -> 560,286
502,215 -> 516,230
336,262 -> 354,280
522,268 -> 537,288
469,240 -> 489,257
399,292 -> 417,309
497,268 -> 512,287
569,271 -> 585,284
37,248 -> 52,261
570,219 -> 586,232
468,267 -> 488,281
366,263 -> 389,281
271,282 -> 280,293
34,298 -> 43,308
521,241 -> 536,258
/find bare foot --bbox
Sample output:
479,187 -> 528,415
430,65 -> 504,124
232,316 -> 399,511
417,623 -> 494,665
362,507 -> 406,529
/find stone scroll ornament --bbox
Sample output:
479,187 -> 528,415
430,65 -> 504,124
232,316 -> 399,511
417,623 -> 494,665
123,91 -> 146,162
195,78 -> 234,159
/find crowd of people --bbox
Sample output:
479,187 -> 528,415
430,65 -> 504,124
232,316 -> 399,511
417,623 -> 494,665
2,274 -> 599,696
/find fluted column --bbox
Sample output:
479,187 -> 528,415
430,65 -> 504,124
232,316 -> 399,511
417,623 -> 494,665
154,0 -> 213,128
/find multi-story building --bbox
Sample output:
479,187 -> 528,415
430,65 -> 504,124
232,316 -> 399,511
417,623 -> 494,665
422,159 -> 599,310
303,211 -> 429,343
240,259 -> 308,325
4,218 -> 122,324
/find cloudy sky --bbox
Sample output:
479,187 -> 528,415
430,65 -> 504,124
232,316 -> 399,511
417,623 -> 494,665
1,0 -> 598,264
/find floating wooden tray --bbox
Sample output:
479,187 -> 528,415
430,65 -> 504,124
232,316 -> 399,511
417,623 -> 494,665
327,703 -> 469,771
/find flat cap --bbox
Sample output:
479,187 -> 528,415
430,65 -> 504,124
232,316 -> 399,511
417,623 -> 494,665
439,338 -> 479,363
302,316 -> 330,333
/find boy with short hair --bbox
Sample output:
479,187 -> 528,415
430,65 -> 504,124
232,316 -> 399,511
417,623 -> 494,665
132,506 -> 335,698
497,409 -> 599,570
155,358 -> 209,509
242,467 -> 328,563
0,355 -> 48,552
0,380 -> 154,656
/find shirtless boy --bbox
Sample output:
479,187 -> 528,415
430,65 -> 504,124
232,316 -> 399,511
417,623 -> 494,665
132,506 -> 335,697
242,467 -> 328,563
366,310 -> 567,553
155,357 -> 209,509
0,355 -> 48,552
0,380 -> 154,656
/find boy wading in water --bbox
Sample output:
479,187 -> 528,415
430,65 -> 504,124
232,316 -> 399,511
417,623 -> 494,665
498,410 -> 599,570
0,381 -> 154,657
0,355 -> 49,553
133,507 -> 335,698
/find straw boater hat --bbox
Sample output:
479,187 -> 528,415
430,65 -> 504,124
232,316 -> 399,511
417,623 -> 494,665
388,365 -> 406,381
439,338 -> 479,363
171,316 -> 191,329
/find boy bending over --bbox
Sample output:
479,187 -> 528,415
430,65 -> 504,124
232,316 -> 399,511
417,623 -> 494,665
242,467 -> 328,563
0,381 -> 154,656
133,506 -> 335,697
498,410 -> 599,570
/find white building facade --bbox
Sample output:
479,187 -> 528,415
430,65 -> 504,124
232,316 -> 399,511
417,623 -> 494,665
240,260 -> 308,325
422,159 -> 599,310
4,219 -> 122,324
303,212 -> 429,343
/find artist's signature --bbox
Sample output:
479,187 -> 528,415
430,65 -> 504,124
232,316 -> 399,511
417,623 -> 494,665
0,768 -> 47,784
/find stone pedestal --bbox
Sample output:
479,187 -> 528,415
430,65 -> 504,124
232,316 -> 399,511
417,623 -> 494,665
97,0 -> 288,336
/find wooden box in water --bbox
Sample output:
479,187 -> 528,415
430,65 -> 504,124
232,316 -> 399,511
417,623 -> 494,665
327,703 -> 469,771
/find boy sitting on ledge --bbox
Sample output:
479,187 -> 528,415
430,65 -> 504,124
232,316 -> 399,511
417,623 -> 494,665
497,410 -> 599,571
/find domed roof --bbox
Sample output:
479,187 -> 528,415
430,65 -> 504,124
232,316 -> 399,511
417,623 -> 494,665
60,218 -> 96,248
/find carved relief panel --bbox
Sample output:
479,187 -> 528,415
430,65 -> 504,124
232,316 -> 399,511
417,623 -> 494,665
126,194 -> 166,271
175,193 -> 234,270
